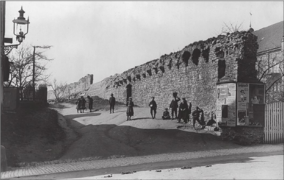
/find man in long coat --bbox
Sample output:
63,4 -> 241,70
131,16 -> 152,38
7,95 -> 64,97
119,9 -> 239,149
149,97 -> 157,119
109,93 -> 116,114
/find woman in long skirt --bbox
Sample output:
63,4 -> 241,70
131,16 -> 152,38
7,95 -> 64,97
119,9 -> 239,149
126,97 -> 134,120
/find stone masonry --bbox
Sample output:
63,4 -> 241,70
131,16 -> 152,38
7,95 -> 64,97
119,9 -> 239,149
53,30 -> 259,120
82,30 -> 259,120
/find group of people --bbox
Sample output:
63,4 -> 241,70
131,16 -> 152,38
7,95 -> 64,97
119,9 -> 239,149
76,92 -> 218,130
149,92 -> 217,129
76,93 -> 116,114
76,96 -> 93,113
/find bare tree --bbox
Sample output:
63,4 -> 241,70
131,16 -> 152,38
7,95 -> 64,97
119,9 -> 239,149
49,79 -> 68,102
221,22 -> 244,34
214,22 -> 245,36
256,54 -> 284,93
4,45 -> 52,92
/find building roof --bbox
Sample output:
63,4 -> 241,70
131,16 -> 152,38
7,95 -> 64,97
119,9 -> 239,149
253,21 -> 283,53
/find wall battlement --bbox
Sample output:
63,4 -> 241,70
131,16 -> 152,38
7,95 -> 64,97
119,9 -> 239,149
53,29 -> 259,120
109,30 -> 259,88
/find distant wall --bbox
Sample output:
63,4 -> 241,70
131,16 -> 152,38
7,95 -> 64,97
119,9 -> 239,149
47,74 -> 93,100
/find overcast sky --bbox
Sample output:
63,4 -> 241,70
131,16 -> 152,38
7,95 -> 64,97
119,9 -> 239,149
5,1 -> 283,85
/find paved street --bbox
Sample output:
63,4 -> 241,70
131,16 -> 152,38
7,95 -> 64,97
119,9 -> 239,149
55,103 -> 236,161
1,104 -> 283,179
74,155 -> 284,179
1,144 -> 282,179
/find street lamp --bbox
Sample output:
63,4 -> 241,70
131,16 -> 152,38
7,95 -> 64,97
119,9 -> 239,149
4,6 -> 30,55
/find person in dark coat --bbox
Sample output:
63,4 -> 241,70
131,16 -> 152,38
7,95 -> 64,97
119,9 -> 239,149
126,97 -> 134,121
178,98 -> 189,123
87,96 -> 93,112
162,108 -> 171,120
78,96 -> 86,113
169,92 -> 180,120
149,97 -> 157,119
187,101 -> 192,123
207,111 -> 217,126
76,97 -> 81,113
109,93 -> 116,114
192,106 -> 205,129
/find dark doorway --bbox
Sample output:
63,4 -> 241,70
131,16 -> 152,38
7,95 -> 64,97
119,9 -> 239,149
126,84 -> 132,105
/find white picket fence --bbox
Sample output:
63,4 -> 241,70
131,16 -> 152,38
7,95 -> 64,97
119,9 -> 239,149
264,102 -> 284,143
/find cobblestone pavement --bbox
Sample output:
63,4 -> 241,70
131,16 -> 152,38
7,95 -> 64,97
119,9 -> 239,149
1,144 -> 283,179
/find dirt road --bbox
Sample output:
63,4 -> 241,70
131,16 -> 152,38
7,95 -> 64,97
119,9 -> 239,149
55,103 -> 241,161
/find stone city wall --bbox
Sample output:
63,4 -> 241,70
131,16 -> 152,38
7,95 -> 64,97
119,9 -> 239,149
49,30 -> 258,120
84,30 -> 259,120
47,74 -> 93,100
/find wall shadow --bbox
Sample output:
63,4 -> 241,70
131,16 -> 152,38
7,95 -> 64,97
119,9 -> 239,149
64,113 -> 101,120
59,116 -> 243,161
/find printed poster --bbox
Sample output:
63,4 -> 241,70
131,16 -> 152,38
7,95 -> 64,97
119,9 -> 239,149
237,83 -> 249,110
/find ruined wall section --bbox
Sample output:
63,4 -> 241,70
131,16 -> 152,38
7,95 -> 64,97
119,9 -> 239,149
79,31 -> 259,120
67,74 -> 93,95
48,74 -> 94,99
84,30 -> 258,119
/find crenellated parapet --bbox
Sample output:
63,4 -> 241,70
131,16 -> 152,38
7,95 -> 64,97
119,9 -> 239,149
110,29 -> 258,87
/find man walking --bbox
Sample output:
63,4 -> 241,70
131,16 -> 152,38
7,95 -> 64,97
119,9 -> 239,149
192,106 -> 205,129
149,97 -> 157,119
178,98 -> 189,123
169,92 -> 180,120
109,93 -> 116,114
87,96 -> 93,112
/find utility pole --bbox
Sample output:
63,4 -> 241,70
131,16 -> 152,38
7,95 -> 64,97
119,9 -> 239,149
32,45 -> 51,100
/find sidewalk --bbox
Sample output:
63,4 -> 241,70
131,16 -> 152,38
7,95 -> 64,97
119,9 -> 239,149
1,144 -> 283,179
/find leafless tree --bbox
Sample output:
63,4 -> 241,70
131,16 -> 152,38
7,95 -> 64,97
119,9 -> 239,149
221,22 -> 244,34
4,45 -> 52,91
49,79 -> 68,102
256,54 -> 284,93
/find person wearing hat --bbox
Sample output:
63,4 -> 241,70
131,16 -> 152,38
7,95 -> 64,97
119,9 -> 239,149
109,93 -> 116,114
192,106 -> 205,129
162,108 -> 171,120
126,97 -> 134,120
169,92 -> 180,120
87,96 -> 93,112
149,96 -> 157,119
178,98 -> 189,123
78,96 -> 86,113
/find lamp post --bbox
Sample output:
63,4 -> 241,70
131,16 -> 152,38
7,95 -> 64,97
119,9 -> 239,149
1,4 -> 30,172
4,6 -> 30,55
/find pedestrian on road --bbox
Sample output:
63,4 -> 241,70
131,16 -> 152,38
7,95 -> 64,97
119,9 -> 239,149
126,97 -> 134,121
87,96 -> 93,112
178,98 -> 189,123
76,97 -> 81,113
187,101 -> 192,123
109,93 -> 116,114
162,108 -> 171,120
80,96 -> 86,113
192,106 -> 205,129
169,92 -> 180,120
149,96 -> 157,119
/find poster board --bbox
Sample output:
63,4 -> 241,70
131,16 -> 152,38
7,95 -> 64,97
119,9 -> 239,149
236,83 -> 265,126
216,83 -> 236,126
236,83 -> 249,125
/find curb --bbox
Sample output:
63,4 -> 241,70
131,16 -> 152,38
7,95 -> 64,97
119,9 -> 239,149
1,144 -> 283,179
